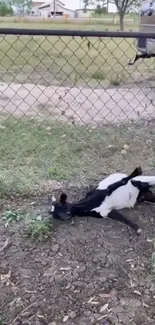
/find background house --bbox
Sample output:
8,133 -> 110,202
75,8 -> 94,18
38,0 -> 75,18
28,0 -> 45,16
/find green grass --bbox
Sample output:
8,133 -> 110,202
26,218 -> 53,242
0,118 -> 155,197
2,209 -> 25,222
0,18 -> 150,88
0,16 -> 138,29
0,31 -> 151,88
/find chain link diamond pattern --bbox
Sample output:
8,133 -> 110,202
0,30 -> 155,195
0,32 -> 154,126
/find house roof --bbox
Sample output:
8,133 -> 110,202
39,0 -> 65,9
32,0 -> 45,3
32,2 -> 44,7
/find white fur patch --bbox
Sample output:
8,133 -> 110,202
52,195 -> 56,203
93,173 -> 140,217
97,173 -> 127,190
51,206 -> 55,212
132,175 -> 155,186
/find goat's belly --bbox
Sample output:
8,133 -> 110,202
109,186 -> 139,210
113,196 -> 137,210
92,184 -> 139,217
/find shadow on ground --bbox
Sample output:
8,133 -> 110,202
0,186 -> 155,325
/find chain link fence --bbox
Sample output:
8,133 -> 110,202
0,29 -> 155,197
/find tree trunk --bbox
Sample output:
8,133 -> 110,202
119,13 -> 124,31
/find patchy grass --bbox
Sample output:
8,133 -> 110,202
26,218 -> 53,242
92,71 -> 105,81
0,118 -> 155,197
110,74 -> 123,86
0,20 -> 152,88
2,208 -> 25,223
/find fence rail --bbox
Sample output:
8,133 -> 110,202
1,28 -> 155,37
0,28 -> 155,196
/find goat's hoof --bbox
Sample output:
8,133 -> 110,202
137,228 -> 142,235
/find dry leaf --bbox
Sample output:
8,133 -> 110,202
0,269 -> 11,281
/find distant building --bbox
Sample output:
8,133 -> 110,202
38,0 -> 75,18
28,0 -> 45,16
75,8 -> 94,18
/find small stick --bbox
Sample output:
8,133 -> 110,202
10,302 -> 37,325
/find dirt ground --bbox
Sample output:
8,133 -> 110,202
0,185 -> 155,325
0,82 -> 155,125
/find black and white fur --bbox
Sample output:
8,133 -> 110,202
50,167 -> 155,234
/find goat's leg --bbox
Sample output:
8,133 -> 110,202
128,166 -> 142,179
107,166 -> 143,197
86,167 -> 142,199
107,209 -> 141,234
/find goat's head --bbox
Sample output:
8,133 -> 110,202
50,193 -> 73,220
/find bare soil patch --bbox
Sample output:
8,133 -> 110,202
0,185 -> 155,325
0,83 -> 155,125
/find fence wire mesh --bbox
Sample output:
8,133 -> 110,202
0,29 -> 155,197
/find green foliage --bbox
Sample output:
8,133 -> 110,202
83,0 -> 90,9
10,0 -> 32,14
95,4 -> 107,15
27,218 -> 53,242
2,208 -> 25,226
92,71 -> 105,80
83,0 -> 140,29
0,1 -> 13,16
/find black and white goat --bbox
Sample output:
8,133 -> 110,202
50,167 -> 155,234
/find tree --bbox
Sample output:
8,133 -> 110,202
111,0 -> 140,30
10,0 -> 32,15
83,0 -> 140,30
83,0 -> 89,8
95,4 -> 107,15
83,0 -> 95,10
0,0 -> 14,16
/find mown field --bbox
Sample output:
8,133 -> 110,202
0,17 -> 148,89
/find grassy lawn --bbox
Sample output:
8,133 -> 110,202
0,31 -> 152,87
0,18 -> 151,88
0,118 -> 154,197
0,16 -> 138,30
0,19 -> 153,198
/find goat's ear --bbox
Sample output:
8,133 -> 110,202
52,194 -> 56,203
60,193 -> 67,203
